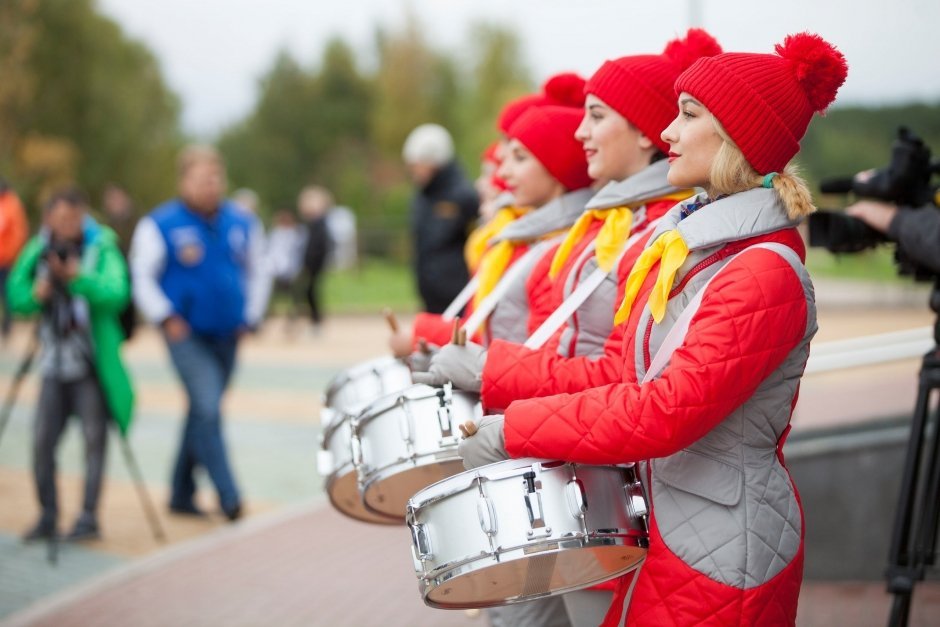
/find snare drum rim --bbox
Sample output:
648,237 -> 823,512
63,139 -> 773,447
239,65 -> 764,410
324,355 -> 410,409
351,383 -> 456,429
325,462 -> 401,525
418,538 -> 647,609
359,449 -> 465,520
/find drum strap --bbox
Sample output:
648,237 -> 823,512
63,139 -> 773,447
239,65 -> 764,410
523,221 -> 659,350
641,242 -> 802,384
441,276 -> 480,320
602,567 -> 642,627
461,237 -> 563,339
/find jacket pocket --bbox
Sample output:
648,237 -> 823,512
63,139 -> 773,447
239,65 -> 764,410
653,449 -> 743,507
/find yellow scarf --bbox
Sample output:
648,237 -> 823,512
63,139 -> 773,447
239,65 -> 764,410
548,191 -> 694,280
464,206 -> 529,273
613,228 -> 690,325
549,207 -> 634,279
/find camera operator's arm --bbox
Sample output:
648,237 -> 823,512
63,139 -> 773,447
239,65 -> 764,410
6,237 -> 47,315
847,200 -> 940,275
67,230 -> 129,312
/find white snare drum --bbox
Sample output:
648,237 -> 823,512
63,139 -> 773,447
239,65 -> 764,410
406,458 -> 649,609
354,383 -> 482,520
318,405 -> 399,525
323,356 -> 412,414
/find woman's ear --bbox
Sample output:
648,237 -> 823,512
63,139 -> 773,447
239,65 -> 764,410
637,133 -> 655,151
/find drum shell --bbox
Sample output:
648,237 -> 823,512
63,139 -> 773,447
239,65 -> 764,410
406,459 -> 649,608
320,409 -> 399,525
355,384 -> 482,520
323,356 -> 412,415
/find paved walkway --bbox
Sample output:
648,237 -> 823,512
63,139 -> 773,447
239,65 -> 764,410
1,300 -> 938,626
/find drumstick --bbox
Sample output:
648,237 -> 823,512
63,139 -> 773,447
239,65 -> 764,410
458,327 -> 467,346
383,307 -> 399,333
458,420 -> 478,438
417,339 -> 431,355
450,319 -> 463,345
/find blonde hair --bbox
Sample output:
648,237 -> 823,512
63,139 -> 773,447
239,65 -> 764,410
708,120 -> 815,220
177,144 -> 225,179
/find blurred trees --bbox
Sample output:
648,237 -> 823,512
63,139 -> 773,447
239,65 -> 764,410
0,0 -> 182,221
219,17 -> 533,259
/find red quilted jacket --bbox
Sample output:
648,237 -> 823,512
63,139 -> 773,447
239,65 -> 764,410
481,198 -> 677,411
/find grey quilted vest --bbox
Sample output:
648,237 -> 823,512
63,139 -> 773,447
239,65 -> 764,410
633,188 -> 816,589
556,160 -> 683,359
486,188 -> 594,343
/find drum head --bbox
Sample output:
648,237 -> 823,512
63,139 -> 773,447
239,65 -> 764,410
363,459 -> 467,520
327,468 -> 400,525
425,544 -> 646,608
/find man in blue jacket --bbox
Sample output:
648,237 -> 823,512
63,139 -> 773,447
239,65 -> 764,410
130,145 -> 269,520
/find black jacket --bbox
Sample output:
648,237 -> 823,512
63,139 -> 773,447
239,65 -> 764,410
410,161 -> 479,313
303,215 -> 332,275
889,204 -> 940,275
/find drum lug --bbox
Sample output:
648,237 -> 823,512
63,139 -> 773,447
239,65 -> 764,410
477,496 -> 498,537
351,435 -> 364,468
565,478 -> 588,518
435,384 -> 455,439
523,471 -> 551,538
411,522 -> 433,561
626,480 -> 649,518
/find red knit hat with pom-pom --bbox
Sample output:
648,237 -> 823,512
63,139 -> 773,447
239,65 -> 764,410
675,32 -> 848,174
498,72 -> 586,134
507,105 -> 592,191
586,29 -> 722,154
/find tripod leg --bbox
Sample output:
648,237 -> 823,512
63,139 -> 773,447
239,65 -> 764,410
914,394 -> 940,568
117,434 -> 166,543
885,361 -> 934,627
0,328 -> 40,445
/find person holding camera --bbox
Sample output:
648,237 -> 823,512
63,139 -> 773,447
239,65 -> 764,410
130,145 -> 268,521
847,196 -> 940,275
6,187 -> 134,542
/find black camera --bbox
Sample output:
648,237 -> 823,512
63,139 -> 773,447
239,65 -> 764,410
807,127 -> 940,263
43,239 -> 83,264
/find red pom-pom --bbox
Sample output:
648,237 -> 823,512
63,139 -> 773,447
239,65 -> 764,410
542,72 -> 586,108
775,32 -> 848,112
663,28 -> 723,71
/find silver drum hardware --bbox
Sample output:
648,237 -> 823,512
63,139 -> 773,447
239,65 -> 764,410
406,458 -> 649,608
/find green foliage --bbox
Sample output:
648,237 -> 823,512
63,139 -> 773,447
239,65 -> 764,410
321,257 -> 420,314
0,0 -> 182,220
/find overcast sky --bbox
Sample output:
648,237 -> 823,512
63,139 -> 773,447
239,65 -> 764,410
98,0 -> 940,137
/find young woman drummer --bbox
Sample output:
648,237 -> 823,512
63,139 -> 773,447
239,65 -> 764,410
457,33 -> 848,626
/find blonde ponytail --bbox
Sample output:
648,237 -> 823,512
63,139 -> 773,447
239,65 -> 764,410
708,119 -> 816,220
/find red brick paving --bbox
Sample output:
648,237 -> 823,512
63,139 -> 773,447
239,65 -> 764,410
6,501 -> 939,627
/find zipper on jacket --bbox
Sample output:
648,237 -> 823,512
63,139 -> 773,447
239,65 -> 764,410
641,247 -> 729,372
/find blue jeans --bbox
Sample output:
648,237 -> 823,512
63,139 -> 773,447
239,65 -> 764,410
166,333 -> 240,511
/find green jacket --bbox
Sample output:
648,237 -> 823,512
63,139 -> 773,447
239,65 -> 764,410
7,221 -> 135,434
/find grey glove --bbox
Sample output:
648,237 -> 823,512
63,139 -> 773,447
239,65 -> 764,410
458,414 -> 509,470
408,343 -> 440,373
412,342 -> 487,392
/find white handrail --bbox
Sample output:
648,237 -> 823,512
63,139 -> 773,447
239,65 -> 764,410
805,326 -> 933,375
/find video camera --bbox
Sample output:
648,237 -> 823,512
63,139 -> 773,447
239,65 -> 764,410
807,127 -> 940,272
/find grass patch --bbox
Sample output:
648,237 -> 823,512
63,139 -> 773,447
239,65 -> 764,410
269,258 -> 419,316
806,246 -> 904,282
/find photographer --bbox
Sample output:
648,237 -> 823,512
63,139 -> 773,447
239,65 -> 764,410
847,196 -> 940,275
6,187 -> 134,541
